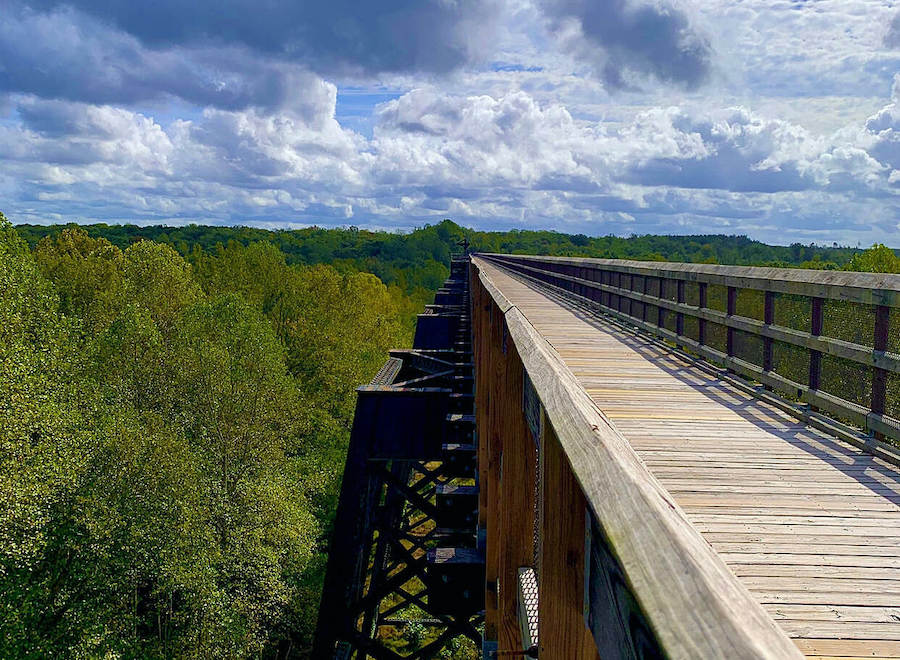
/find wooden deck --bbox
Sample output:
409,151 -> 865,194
478,259 -> 900,660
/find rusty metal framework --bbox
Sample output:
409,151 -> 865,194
314,256 -> 484,659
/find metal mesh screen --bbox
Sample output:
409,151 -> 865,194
735,288 -> 765,321
706,284 -> 728,312
684,281 -> 701,307
889,309 -> 900,354
664,309 -> 678,334
773,340 -> 810,391
733,329 -> 764,367
887,372 -> 900,420
683,316 -> 700,343
824,300 -> 875,348
774,293 -> 810,332
705,321 -> 728,355
821,354 -> 871,408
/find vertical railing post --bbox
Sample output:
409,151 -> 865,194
872,305 -> 890,439
676,280 -> 685,337
726,287 -> 737,359
616,272 -> 625,314
809,297 -> 824,393
698,282 -> 707,346
627,274 -> 634,318
657,278 -> 666,329
642,275 -> 649,322
763,291 -> 775,373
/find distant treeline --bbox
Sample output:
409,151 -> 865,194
15,220 -> 900,297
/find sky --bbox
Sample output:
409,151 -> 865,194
2,0 -> 900,245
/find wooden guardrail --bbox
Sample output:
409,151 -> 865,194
471,257 -> 803,659
480,253 -> 900,445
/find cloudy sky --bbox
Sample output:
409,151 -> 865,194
2,0 -> 900,245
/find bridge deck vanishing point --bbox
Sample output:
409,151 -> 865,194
477,257 -> 900,660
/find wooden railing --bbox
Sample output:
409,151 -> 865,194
471,257 -> 804,659
480,253 -> 900,446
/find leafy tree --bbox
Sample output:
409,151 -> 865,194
844,243 -> 900,273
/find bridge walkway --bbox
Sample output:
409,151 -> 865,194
477,259 -> 900,659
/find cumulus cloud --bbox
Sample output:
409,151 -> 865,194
372,89 -> 607,191
537,0 -> 712,88
4,84 -> 898,240
26,0 -> 500,76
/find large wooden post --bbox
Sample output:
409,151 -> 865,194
538,418 -> 600,660
496,346 -> 537,650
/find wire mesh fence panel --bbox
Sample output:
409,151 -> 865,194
887,371 -> 900,421
705,320 -> 728,355
773,293 -> 810,333
663,280 -> 678,303
733,329 -> 765,368
735,288 -> 765,321
889,309 -> 900,355
824,300 -> 875,348
706,284 -> 728,313
684,316 -> 700,343
664,308 -> 678,334
773,340 -> 810,392
821,354 -> 872,409
684,281 -> 701,307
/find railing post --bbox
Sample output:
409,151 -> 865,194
642,275 -> 649,322
809,297 -> 824,392
657,278 -> 666,328
698,282 -> 707,346
627,274 -> 635,318
763,291 -> 775,373
872,305 -> 890,439
726,287 -> 737,358
676,280 -> 685,337
615,272 -> 623,313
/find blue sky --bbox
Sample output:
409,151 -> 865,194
1,0 -> 900,245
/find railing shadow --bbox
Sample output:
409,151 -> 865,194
513,275 -> 900,505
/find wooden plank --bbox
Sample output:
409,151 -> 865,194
793,639 -> 900,657
778,621 -> 900,641
764,605 -> 900,623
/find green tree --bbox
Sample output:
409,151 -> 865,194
844,244 -> 900,273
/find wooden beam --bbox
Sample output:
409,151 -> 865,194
497,346 -> 537,651
481,253 -> 900,307
539,417 -> 599,660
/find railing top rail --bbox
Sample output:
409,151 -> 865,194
479,252 -> 900,307
472,256 -> 803,659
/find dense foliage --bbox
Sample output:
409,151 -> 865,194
4,215 -> 898,658
0,212 -> 413,657
15,220 -> 888,296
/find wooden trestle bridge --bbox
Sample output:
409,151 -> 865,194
314,253 -> 900,660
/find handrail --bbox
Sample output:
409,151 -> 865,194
481,253 -> 900,306
472,256 -> 803,659
480,253 -> 900,443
